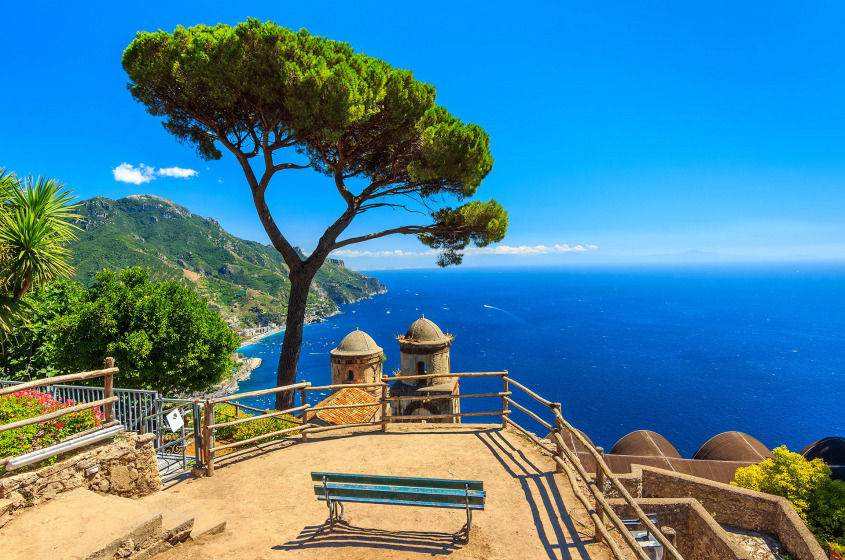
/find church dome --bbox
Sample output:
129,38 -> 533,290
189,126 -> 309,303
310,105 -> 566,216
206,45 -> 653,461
693,432 -> 772,462
330,329 -> 383,357
609,430 -> 681,459
403,316 -> 449,343
801,437 -> 845,481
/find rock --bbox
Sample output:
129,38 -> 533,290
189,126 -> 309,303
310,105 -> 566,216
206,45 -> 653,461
8,492 -> 25,508
0,499 -> 13,515
136,433 -> 155,445
42,482 -> 63,501
116,538 -> 135,558
111,466 -> 133,493
98,479 -> 110,493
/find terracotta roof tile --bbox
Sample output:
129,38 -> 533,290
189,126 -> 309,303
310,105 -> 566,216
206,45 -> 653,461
309,387 -> 379,426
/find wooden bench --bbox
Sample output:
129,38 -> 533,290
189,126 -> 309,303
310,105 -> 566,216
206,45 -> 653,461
311,472 -> 486,541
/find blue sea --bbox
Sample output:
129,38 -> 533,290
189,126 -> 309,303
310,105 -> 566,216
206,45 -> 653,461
238,264 -> 845,458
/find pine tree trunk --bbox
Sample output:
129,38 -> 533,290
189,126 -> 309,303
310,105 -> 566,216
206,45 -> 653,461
275,268 -> 315,410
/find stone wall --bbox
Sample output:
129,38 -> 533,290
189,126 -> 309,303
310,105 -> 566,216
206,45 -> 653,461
622,465 -> 827,560
609,498 -> 748,560
0,432 -> 161,524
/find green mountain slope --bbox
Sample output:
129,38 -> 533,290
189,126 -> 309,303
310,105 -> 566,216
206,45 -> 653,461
68,195 -> 385,327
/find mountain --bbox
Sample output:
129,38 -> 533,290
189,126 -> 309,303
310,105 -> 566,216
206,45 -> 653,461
68,195 -> 386,327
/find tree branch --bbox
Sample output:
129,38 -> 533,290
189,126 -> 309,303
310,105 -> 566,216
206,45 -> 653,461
332,225 -> 434,250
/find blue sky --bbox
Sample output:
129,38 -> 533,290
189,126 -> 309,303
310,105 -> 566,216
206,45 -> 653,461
2,1 -> 845,269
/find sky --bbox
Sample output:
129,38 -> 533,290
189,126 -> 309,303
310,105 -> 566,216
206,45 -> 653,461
2,1 -> 845,269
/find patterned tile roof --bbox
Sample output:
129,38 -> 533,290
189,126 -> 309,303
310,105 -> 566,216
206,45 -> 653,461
309,387 -> 379,426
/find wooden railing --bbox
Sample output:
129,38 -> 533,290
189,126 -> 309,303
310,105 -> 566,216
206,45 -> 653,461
197,370 -> 684,559
0,358 -> 121,470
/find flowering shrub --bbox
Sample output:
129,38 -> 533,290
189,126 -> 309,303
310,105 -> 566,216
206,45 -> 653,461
0,390 -> 103,472
733,445 -> 845,547
213,403 -> 298,443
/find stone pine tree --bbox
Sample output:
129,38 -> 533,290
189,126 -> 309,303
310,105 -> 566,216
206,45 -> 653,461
123,19 -> 508,409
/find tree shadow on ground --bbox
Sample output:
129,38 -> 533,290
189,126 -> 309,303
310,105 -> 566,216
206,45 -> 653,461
475,429 -> 598,560
275,519 -> 463,555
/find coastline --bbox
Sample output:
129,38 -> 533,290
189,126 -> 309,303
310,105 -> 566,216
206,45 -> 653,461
234,284 -> 389,350
237,328 -> 284,350
179,357 -> 263,401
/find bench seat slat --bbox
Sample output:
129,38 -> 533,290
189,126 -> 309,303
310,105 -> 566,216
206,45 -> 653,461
314,484 -> 485,507
311,471 -> 483,491
317,494 -> 486,510
317,482 -> 486,498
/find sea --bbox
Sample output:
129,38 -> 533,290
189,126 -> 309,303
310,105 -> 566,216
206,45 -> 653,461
237,263 -> 845,458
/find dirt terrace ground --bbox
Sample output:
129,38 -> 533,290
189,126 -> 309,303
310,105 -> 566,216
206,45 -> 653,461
153,424 -> 615,560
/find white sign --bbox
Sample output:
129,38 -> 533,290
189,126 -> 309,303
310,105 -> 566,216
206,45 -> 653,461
165,409 -> 184,433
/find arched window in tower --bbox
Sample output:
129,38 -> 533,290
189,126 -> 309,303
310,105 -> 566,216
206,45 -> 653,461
347,370 -> 354,381
417,361 -> 426,375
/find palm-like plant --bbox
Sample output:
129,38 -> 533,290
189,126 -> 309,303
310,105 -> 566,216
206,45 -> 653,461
0,169 -> 80,332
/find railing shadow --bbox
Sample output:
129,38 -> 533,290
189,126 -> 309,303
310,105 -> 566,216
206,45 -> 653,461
475,429 -> 596,560
275,519 -> 463,555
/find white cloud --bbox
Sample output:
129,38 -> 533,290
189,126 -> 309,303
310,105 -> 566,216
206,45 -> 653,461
332,244 -> 597,258
113,163 -> 156,185
158,166 -> 198,179
112,163 -> 199,184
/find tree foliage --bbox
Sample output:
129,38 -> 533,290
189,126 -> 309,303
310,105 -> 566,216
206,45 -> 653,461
47,268 -> 239,396
0,169 -> 80,334
0,280 -> 84,381
123,20 -> 508,405
733,445 -> 845,546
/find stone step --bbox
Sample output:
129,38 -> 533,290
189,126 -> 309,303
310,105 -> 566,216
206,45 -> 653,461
138,490 -> 226,541
0,487 -> 164,560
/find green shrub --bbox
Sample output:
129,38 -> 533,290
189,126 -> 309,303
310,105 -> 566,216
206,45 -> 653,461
0,390 -> 102,473
213,403 -> 298,443
733,445 -> 845,547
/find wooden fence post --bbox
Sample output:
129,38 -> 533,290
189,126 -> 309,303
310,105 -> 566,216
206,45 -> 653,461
299,387 -> 309,443
203,401 -> 215,476
552,404 -> 564,474
103,357 -> 115,424
501,372 -> 509,429
594,446 -> 606,542
380,383 -> 388,432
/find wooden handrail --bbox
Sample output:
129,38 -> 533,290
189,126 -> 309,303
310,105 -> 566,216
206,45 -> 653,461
211,423 -> 311,452
305,382 -> 387,391
505,418 -> 556,454
308,401 -> 382,413
303,421 -> 384,435
503,397 -> 553,430
554,448 -> 626,559
207,381 -> 310,404
0,368 -> 119,397
386,391 -> 510,403
388,411 -> 508,422
207,404 -> 310,430
551,406 -> 683,560
381,371 -> 507,382
504,377 -> 556,408
0,396 -> 119,433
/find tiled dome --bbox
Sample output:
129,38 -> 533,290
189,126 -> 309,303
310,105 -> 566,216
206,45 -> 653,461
330,329 -> 382,356
404,317 -> 448,343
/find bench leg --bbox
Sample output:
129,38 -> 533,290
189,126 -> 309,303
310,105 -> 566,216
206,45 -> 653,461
464,483 -> 473,543
466,508 -> 473,542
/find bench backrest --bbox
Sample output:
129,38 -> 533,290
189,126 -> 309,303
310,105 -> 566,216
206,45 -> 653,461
311,472 -> 484,491
311,472 -> 485,509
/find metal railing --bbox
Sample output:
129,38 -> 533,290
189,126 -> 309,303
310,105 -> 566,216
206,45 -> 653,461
142,400 -> 201,482
0,359 -> 121,470
0,380 -> 162,434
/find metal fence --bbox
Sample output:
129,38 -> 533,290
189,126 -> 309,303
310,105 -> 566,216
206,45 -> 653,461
0,379 -> 164,435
